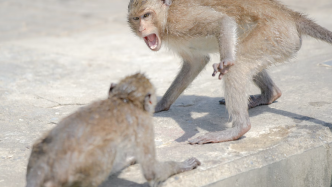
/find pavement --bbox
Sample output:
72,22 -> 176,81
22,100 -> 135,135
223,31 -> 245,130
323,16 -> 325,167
0,0 -> 332,187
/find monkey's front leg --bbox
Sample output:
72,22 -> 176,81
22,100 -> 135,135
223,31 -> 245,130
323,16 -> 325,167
137,121 -> 200,186
155,55 -> 209,112
212,16 -> 237,80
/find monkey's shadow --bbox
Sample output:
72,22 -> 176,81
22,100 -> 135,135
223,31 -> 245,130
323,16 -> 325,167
100,172 -> 149,187
154,95 -> 332,142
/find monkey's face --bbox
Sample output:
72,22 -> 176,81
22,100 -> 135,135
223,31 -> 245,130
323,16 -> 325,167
128,0 -> 170,52
128,9 -> 162,51
144,89 -> 157,113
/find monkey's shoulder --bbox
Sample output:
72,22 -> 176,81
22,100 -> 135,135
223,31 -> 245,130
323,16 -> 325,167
65,97 -> 144,125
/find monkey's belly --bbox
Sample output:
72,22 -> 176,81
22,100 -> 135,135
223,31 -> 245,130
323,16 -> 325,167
188,36 -> 219,53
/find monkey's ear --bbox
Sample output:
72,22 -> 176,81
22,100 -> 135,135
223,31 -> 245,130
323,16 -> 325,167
162,0 -> 172,6
109,83 -> 117,95
144,93 -> 154,113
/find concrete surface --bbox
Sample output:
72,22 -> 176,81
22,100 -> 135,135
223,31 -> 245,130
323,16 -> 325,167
0,0 -> 332,187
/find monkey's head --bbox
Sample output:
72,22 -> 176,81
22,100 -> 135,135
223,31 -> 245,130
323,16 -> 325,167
109,73 -> 156,113
127,0 -> 171,52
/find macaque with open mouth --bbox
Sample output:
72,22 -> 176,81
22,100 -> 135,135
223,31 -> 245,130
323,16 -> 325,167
127,0 -> 332,144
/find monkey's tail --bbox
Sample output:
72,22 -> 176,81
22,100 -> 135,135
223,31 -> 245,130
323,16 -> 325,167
293,12 -> 332,44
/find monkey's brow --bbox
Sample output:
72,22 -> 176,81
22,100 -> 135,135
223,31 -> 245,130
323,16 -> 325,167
138,8 -> 149,15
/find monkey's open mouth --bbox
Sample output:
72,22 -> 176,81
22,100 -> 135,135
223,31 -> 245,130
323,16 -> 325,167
143,34 -> 160,51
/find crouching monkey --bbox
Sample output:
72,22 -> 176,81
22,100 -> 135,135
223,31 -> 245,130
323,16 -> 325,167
127,0 -> 332,144
26,73 -> 200,187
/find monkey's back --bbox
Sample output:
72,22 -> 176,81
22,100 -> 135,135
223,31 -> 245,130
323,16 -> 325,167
176,0 -> 294,20
167,0 -> 297,37
166,0 -> 301,66
26,97 -> 147,187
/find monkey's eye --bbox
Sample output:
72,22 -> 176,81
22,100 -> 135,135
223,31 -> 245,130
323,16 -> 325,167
143,13 -> 150,18
133,17 -> 139,21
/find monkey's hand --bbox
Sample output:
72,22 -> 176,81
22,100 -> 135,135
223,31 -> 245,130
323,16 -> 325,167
212,59 -> 234,80
180,157 -> 201,171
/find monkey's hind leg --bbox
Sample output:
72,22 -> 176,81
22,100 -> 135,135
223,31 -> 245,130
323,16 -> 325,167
250,69 -> 282,108
219,69 -> 282,109
189,64 -> 251,144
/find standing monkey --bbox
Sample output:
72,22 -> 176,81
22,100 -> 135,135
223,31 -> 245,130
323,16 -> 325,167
127,0 -> 332,144
26,73 -> 200,187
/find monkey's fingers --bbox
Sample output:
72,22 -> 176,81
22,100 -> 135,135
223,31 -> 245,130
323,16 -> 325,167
212,63 -> 220,76
218,68 -> 230,79
218,72 -> 223,80
182,157 -> 201,170
219,66 -> 231,79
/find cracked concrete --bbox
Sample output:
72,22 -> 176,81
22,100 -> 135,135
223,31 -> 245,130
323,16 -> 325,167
0,0 -> 332,187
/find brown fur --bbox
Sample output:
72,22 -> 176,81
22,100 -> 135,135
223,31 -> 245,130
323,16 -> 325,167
26,73 -> 200,187
127,0 -> 332,144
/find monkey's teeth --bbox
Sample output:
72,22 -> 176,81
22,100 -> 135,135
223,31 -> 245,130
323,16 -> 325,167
149,42 -> 158,49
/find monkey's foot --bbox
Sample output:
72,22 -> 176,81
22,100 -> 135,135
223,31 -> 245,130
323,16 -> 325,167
180,157 -> 201,171
154,102 -> 170,113
212,60 -> 234,80
219,92 -> 282,109
188,125 -> 251,145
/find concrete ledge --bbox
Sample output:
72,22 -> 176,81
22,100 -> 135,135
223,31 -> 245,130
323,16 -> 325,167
209,144 -> 332,187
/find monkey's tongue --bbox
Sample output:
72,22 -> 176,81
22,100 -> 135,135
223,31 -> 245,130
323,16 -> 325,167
147,34 -> 158,49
